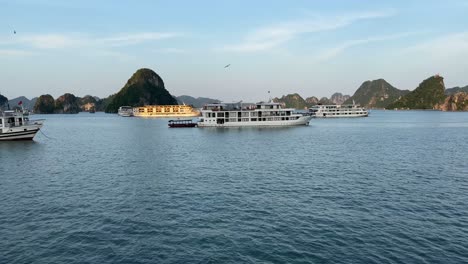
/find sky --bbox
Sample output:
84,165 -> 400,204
1,0 -> 468,102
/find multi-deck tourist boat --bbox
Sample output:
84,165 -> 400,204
309,104 -> 368,118
0,109 -> 44,141
118,106 -> 134,117
133,105 -> 200,118
198,102 -> 312,127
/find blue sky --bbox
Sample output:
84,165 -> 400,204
1,0 -> 468,101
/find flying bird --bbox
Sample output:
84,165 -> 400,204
224,64 -> 230,68
13,30 -> 16,34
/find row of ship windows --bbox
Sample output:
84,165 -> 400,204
137,109 -> 185,113
204,117 -> 299,122
322,112 -> 366,115
205,112 -> 291,118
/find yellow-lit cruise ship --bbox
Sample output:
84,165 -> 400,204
133,105 -> 200,117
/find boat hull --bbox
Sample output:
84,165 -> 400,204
169,123 -> 197,128
198,115 -> 312,127
313,113 -> 369,118
0,128 -> 40,141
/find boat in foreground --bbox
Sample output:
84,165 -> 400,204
168,119 -> 197,128
309,104 -> 368,118
198,102 -> 312,127
0,109 -> 44,141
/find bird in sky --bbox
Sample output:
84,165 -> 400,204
13,30 -> 16,34
224,64 -> 230,68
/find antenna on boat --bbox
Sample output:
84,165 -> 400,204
268,91 -> 271,103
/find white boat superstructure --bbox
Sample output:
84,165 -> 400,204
0,109 -> 44,141
198,102 -> 312,127
309,104 -> 368,118
118,106 -> 134,117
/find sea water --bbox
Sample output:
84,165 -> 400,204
1,110 -> 467,263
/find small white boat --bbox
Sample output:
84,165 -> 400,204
118,106 -> 134,117
198,102 -> 312,127
309,104 -> 368,118
0,109 -> 44,141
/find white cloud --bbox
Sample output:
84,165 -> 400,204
220,9 -> 396,52
317,32 -> 419,61
152,48 -> 186,54
404,32 -> 468,57
0,32 -> 182,50
100,32 -> 181,47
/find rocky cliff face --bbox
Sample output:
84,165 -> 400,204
330,93 -> 351,104
33,94 -> 55,114
435,92 -> 468,111
273,93 -> 309,109
54,93 -> 80,114
79,95 -> 97,111
319,97 -> 332,105
388,75 -> 446,110
0,94 -> 8,109
176,95 -> 220,108
105,68 -> 178,113
345,79 -> 409,108
305,96 -> 319,105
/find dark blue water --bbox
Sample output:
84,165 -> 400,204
1,110 -> 468,263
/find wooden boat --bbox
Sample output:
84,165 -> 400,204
168,119 -> 197,128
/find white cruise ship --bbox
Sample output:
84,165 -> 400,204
198,102 -> 312,127
309,104 -> 368,118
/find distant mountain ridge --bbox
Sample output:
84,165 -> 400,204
330,93 -> 351,104
5,72 -> 468,112
176,95 -> 220,108
446,85 -> 468,95
273,93 -> 309,109
273,92 -> 350,109
344,79 -> 409,108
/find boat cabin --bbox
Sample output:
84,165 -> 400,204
0,110 -> 29,132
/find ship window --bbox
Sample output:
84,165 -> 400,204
0,119 -> 2,125
251,118 -> 257,121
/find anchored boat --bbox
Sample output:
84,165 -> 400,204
0,109 -> 44,141
309,104 -> 368,118
198,102 -> 312,127
168,119 -> 197,128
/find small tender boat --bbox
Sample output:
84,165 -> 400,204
0,109 -> 44,141
168,119 -> 197,128
118,106 -> 134,117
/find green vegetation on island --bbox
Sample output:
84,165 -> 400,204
387,75 -> 446,110
176,95 -> 220,108
273,93 -> 309,109
344,79 -> 409,108
34,94 -> 56,114
445,85 -> 468,95
105,68 -> 178,113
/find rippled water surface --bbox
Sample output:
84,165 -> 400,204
1,111 -> 468,263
